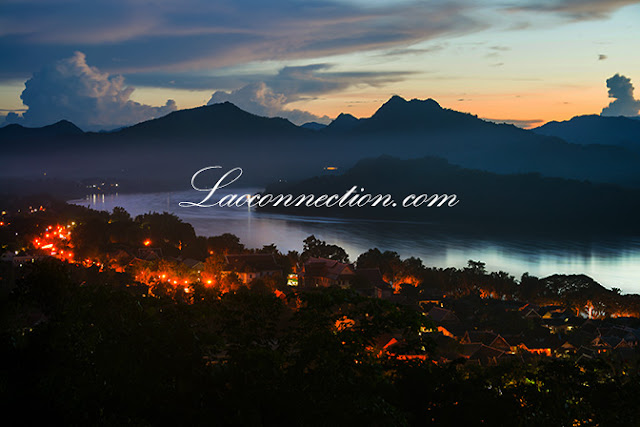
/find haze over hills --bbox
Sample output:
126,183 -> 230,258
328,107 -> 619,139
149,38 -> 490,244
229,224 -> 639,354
259,155 -> 640,234
532,115 -> 640,152
2,96 -> 640,191
112,102 -> 307,140
318,96 -> 640,186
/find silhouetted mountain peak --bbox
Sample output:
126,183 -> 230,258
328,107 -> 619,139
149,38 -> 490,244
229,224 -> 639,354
354,95 -> 482,134
373,96 -> 442,118
384,94 -> 408,106
45,120 -> 84,134
371,96 -> 443,123
0,119 -> 84,142
335,112 -> 358,121
107,101 -> 303,140
301,121 -> 327,131
325,113 -> 361,132
0,123 -> 25,131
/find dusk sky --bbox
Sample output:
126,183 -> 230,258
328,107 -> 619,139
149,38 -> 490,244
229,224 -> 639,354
1,0 -> 640,130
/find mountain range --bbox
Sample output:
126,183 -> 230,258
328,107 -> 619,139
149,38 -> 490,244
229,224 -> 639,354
1,96 -> 640,190
532,115 -> 640,152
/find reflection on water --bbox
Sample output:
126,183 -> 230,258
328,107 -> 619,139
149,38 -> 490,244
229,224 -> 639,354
69,190 -> 640,293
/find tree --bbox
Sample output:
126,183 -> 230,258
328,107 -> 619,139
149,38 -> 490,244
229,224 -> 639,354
301,235 -> 349,263
110,206 -> 131,223
203,252 -> 227,286
207,233 -> 245,254
466,260 -> 487,275
356,248 -> 402,283
257,243 -> 278,254
134,212 -> 196,256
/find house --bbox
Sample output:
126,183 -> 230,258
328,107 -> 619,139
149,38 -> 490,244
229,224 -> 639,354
1,251 -> 15,262
466,344 -> 506,366
371,332 -> 430,361
521,307 -> 542,319
8,253 -> 45,267
542,315 -> 581,334
223,253 -> 282,284
592,335 -> 631,352
428,306 -> 460,324
418,289 -> 446,308
137,247 -> 162,261
596,326 -> 639,347
372,333 -> 402,356
127,257 -> 148,269
554,340 -> 577,358
182,258 -> 205,272
461,331 -> 511,352
537,305 -> 565,319
354,268 -> 393,298
302,257 -> 356,288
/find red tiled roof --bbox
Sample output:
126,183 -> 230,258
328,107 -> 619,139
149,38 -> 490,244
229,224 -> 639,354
304,257 -> 355,280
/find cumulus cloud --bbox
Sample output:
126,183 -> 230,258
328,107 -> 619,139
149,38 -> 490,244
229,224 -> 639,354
601,74 -> 640,117
4,52 -> 176,130
207,82 -> 331,125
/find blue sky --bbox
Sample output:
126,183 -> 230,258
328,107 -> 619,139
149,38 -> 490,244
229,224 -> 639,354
1,0 -> 639,130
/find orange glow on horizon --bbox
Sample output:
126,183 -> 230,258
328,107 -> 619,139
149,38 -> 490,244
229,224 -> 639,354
289,84 -> 607,130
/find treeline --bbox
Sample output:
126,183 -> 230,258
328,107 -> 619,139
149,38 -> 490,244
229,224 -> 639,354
0,195 -> 288,263
356,247 -> 640,317
3,196 -> 638,316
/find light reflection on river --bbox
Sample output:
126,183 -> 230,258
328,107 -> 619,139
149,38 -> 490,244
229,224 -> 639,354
69,190 -> 640,294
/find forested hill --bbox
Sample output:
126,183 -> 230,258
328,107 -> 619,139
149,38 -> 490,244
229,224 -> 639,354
259,156 -> 640,234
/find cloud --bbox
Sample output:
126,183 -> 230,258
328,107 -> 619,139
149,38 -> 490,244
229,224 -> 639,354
0,0 -> 482,80
1,0 -> 635,87
268,64 -> 408,99
126,63 -> 410,91
377,44 -> 445,57
207,82 -> 331,125
204,63 -> 410,125
3,52 -> 177,130
601,74 -> 640,117
510,0 -> 640,20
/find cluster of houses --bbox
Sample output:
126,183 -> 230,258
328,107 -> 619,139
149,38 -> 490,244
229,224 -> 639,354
395,302 -> 640,365
6,242 -> 640,367
122,248 -> 395,296
300,257 -> 393,298
218,255 -> 394,298
1,251 -> 45,267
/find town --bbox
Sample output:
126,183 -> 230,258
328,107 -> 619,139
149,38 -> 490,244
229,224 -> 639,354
2,196 -> 640,425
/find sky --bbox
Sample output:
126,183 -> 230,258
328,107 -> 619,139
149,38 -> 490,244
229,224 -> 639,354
1,0 -> 640,130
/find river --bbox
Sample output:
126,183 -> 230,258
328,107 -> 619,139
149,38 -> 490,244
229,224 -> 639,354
69,189 -> 640,294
